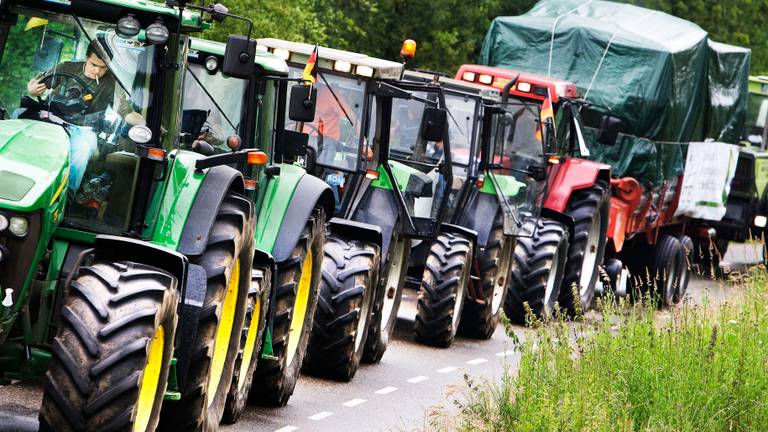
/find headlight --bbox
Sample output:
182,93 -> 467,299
755,215 -> 767,228
9,217 -> 28,237
0,214 -> 8,232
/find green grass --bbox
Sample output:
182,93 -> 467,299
433,267 -> 768,432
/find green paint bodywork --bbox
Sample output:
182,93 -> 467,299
370,161 -> 421,192
253,163 -> 306,253
480,172 -> 526,198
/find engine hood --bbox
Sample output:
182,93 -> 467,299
0,120 -> 70,212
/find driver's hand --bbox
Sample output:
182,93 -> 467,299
27,78 -> 47,97
125,112 -> 145,126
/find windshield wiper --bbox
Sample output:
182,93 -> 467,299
186,66 -> 238,132
72,14 -> 132,98
318,72 -> 354,126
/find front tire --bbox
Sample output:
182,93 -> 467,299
559,181 -> 610,316
160,192 -> 254,430
40,262 -> 178,432
303,236 -> 380,381
250,208 -> 325,406
458,210 -> 514,339
503,219 -> 569,324
414,232 -> 473,348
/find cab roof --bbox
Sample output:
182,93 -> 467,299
256,38 -> 403,80
404,70 -> 501,102
190,37 -> 288,75
456,64 -> 578,103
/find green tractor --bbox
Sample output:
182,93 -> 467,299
180,37 -> 338,412
256,39 -> 466,358
401,70 -> 544,339
0,1 -> 326,430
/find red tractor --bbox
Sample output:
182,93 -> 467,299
456,65 -> 615,321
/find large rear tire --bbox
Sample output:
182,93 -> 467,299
414,232 -> 473,348
250,208 -> 325,406
39,262 -> 178,432
652,234 -> 682,308
503,219 -> 569,325
159,192 -> 254,430
362,234 -> 410,363
559,181 -> 610,316
458,210 -> 514,339
675,235 -> 693,303
222,268 -> 271,424
303,236 -> 379,381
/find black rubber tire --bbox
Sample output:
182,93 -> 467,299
652,234 -> 682,308
362,234 -> 410,364
675,235 -> 693,303
303,236 -> 380,381
559,180 -> 610,316
39,262 -> 178,432
414,232 -> 474,348
503,219 -> 570,325
458,209 -> 514,339
160,192 -> 254,431
222,267 -> 271,424
696,237 -> 729,278
250,208 -> 325,407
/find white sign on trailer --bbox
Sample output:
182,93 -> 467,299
674,141 -> 740,221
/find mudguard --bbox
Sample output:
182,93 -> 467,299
440,223 -> 478,250
327,217 -> 383,248
177,165 -> 245,257
352,187 -> 400,260
539,208 -> 575,243
544,158 -> 611,213
458,191 -> 500,248
271,173 -> 335,262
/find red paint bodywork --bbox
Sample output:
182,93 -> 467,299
544,158 -> 611,212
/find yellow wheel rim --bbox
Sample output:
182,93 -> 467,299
286,250 -> 313,366
133,325 -> 164,432
207,258 -> 240,406
237,295 -> 261,391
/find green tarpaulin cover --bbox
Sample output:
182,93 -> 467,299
479,0 -> 751,187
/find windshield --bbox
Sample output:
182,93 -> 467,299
490,102 -> 546,228
747,92 -> 768,145
444,93 -> 477,166
182,64 -> 246,153
0,8 -> 157,234
285,66 -> 367,172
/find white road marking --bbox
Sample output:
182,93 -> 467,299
437,366 -> 458,373
406,375 -> 429,383
308,411 -> 333,421
342,398 -> 367,407
496,350 -> 514,357
274,427 -> 298,432
375,386 -> 398,394
467,357 -> 488,365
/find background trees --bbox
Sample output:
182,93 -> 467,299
206,0 -> 768,74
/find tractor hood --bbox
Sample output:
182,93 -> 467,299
0,120 -> 69,212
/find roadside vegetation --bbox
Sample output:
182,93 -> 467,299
430,266 -> 768,432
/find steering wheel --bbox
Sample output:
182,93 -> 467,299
37,71 -> 95,117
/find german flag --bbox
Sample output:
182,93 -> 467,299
536,88 -> 555,142
303,45 -> 319,86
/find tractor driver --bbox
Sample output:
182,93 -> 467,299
26,41 -> 144,127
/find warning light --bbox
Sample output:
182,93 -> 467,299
247,151 -> 268,165
365,169 -> 380,180
147,148 -> 166,161
400,39 -> 417,60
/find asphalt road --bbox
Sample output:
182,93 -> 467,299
0,243 -> 760,432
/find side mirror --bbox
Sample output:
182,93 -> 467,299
597,114 -> 621,146
222,35 -> 256,79
289,85 -> 317,122
275,129 -> 309,162
419,107 -> 447,142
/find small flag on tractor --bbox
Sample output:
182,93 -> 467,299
303,45 -> 319,86
536,88 -> 555,142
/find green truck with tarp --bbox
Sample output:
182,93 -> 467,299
0,0 -> 330,430
478,0 -> 765,303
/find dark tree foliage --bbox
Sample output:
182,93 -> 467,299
205,0 -> 767,74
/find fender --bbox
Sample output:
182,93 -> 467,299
539,208 -> 575,242
271,173 -> 335,263
457,190 -> 499,248
327,217 -> 383,248
177,165 -> 245,257
440,223 -> 478,250
544,158 -> 611,212
351,187 -> 400,260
